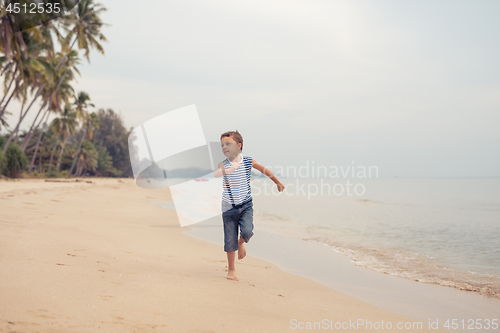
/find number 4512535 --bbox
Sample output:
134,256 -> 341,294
444,319 -> 498,330
6,3 -> 61,14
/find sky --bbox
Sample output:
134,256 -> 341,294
4,0 -> 500,178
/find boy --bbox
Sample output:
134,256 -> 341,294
214,130 -> 285,281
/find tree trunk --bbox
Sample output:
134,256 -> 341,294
21,102 -> 49,152
53,66 -> 69,100
11,101 -> 25,142
21,101 -> 48,151
28,110 -> 50,172
76,158 -> 82,177
0,76 -> 19,119
2,86 -> 43,153
22,59 -> 72,152
69,127 -> 86,176
1,61 -> 14,76
55,128 -> 69,172
0,70 -> 16,108
47,134 -> 60,174
18,55 -> 72,153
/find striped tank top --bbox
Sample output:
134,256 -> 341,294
222,154 -> 252,205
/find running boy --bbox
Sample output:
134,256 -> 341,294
213,130 -> 285,281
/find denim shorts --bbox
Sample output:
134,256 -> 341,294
221,198 -> 254,252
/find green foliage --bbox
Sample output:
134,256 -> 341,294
0,149 -> 7,175
3,143 -> 29,178
81,140 -> 98,171
0,134 -> 8,174
59,170 -> 69,178
11,108 -> 134,179
91,109 -> 132,177
95,144 -> 119,176
46,171 -> 58,178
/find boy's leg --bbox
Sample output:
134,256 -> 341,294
238,201 -> 254,260
223,206 -> 239,280
237,236 -> 246,260
226,251 -> 238,281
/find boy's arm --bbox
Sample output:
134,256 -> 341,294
252,158 -> 285,192
214,161 -> 240,178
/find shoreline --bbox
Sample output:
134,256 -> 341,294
0,178 -> 481,332
184,219 -> 500,328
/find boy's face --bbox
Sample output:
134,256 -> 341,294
221,137 -> 241,157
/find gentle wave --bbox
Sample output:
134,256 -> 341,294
254,209 -> 500,300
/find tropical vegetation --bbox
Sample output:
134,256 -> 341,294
0,0 -> 133,178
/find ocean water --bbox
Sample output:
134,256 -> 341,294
249,177 -> 500,299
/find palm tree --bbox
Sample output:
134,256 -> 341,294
1,28 -> 51,152
3,48 -> 79,153
0,1 -> 31,61
1,0 -> 107,148
59,0 -> 108,62
0,14 -> 56,113
74,140 -> 98,176
69,92 -> 97,176
40,125 -> 59,173
27,110 -> 50,172
0,26 -> 47,120
21,49 -> 80,152
0,108 -> 11,131
0,3 -> 49,127
47,104 -> 77,173
27,71 -> 75,172
0,62 -> 18,112
34,134 -> 48,174
1,0 -> 99,119
17,0 -> 108,123
27,76 -> 75,172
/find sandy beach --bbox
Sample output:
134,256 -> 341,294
0,178 -> 455,332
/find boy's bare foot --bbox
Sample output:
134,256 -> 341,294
238,242 -> 246,260
227,269 -> 238,281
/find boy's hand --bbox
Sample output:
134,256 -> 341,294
230,160 -> 241,171
277,182 -> 285,192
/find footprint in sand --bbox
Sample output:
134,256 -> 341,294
203,258 -> 226,263
100,295 -> 114,301
27,309 -> 56,319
